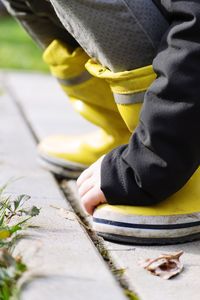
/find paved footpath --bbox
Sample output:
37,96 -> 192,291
1,71 -> 200,300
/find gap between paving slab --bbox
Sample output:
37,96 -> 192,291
4,71 -> 200,300
0,72 -> 127,300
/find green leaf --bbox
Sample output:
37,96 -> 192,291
28,206 -> 40,217
13,194 -> 31,211
15,260 -> 27,273
9,225 -> 22,235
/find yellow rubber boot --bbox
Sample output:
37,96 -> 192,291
38,40 -> 131,178
86,60 -> 200,245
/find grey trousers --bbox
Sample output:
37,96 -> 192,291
2,0 -> 168,72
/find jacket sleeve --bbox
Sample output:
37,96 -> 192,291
101,0 -> 200,206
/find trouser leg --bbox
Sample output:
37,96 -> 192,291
2,0 -> 168,70
1,0 -> 78,49
2,0 -> 170,174
49,0 -> 168,72
1,1 -> 131,173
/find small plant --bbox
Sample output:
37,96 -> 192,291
0,183 -> 40,248
0,249 -> 27,300
0,182 -> 40,299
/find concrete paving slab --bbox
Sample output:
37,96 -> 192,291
3,71 -> 96,138
5,71 -> 200,300
0,72 -> 126,300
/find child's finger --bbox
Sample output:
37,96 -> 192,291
77,167 -> 93,187
81,187 -> 102,215
78,177 -> 94,198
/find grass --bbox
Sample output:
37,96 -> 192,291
0,17 -> 48,72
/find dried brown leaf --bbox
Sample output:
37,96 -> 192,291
140,251 -> 184,280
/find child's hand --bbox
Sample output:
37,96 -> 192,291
77,156 -> 107,215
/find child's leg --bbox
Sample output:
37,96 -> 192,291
35,0 -> 167,176
47,0 -> 168,133
37,0 -> 168,177
1,0 -> 131,178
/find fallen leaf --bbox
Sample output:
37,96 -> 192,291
140,251 -> 184,279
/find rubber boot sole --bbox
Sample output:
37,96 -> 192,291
38,153 -> 88,179
93,209 -> 200,245
96,232 -> 200,245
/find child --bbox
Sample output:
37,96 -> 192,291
2,0 -> 200,244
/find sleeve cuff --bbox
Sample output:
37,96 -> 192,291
100,145 -> 156,206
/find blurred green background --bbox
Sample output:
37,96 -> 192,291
0,16 -> 48,72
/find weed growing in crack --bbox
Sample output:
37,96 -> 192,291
0,182 -> 40,299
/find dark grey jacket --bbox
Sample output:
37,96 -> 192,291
101,0 -> 200,205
